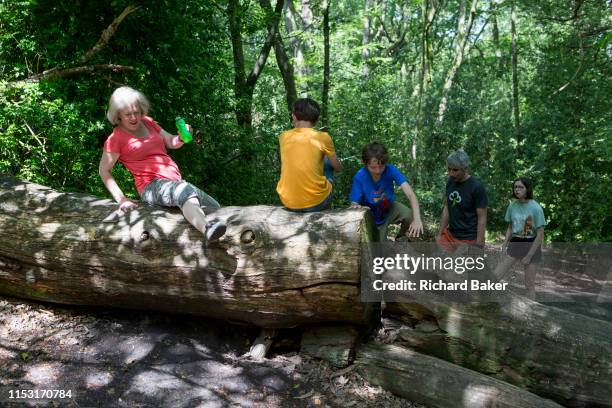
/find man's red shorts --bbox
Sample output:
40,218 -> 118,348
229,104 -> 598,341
436,227 -> 476,253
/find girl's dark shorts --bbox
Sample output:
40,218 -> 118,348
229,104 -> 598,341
508,236 -> 542,263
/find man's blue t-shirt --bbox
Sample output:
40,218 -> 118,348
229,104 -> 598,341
349,164 -> 407,225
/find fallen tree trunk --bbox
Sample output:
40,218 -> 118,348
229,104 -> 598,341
3,177 -> 609,406
0,177 -> 375,328
385,293 -> 612,407
356,342 -> 563,408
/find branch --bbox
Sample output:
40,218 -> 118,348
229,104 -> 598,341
246,0 -> 284,88
81,5 -> 139,63
376,12 -> 411,57
11,65 -> 134,86
580,26 -> 611,39
209,0 -> 226,14
23,121 -> 47,154
550,35 -> 586,97
536,0 -> 584,23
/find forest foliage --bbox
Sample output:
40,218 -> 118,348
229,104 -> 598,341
0,0 -> 610,241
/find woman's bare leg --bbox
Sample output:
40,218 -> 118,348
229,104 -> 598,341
180,197 -> 225,241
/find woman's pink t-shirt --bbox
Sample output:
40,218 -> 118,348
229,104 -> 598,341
103,116 -> 182,194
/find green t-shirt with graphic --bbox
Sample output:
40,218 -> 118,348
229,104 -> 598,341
504,200 -> 546,238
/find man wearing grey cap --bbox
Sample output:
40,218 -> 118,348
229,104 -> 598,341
436,150 -> 488,252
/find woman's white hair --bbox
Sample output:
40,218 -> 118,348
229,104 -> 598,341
106,86 -> 150,125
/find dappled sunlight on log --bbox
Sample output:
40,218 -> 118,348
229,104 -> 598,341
0,177 -> 374,327
356,342 -> 563,408
462,384 -> 501,406
386,288 -> 612,406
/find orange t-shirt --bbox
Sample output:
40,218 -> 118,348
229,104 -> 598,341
276,128 -> 335,209
103,116 -> 182,194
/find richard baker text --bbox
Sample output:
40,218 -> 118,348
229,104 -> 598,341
372,279 -> 508,291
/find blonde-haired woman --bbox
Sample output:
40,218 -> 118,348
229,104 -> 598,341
99,86 -> 226,241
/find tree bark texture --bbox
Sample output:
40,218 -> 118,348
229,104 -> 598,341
356,342 -> 564,408
0,177 -> 375,329
385,291 -> 612,407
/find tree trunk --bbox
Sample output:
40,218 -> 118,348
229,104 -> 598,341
273,31 -> 298,117
384,291 -> 612,407
0,177 -> 376,329
297,0 -> 313,95
490,0 -> 503,77
321,0 -> 331,126
261,0 -> 297,115
362,0 -> 372,78
283,0 -> 306,96
437,0 -> 479,124
227,0 -> 284,130
511,0 -> 520,144
406,0 -> 438,160
356,342 -> 564,408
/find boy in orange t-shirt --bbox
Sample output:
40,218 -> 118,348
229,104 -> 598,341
276,98 -> 343,211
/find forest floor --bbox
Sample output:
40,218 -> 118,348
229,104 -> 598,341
0,244 -> 609,408
0,297 -> 422,408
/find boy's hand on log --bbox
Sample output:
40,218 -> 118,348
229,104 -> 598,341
408,220 -> 423,237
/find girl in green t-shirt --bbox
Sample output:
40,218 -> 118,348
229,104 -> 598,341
493,177 -> 546,299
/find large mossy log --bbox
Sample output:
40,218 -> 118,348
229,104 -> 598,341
385,292 -> 612,407
356,342 -> 563,408
0,177 -> 375,328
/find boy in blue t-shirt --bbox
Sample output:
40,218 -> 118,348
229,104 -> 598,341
349,142 -> 423,241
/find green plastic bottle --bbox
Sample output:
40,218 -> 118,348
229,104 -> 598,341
175,117 -> 192,143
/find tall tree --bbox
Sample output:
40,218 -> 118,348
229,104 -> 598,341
362,0 -> 372,77
490,0 -> 503,77
510,0 -> 520,143
407,0 -> 439,160
226,0 -> 284,130
262,0 -> 298,114
436,0 -> 479,124
322,0 -> 331,126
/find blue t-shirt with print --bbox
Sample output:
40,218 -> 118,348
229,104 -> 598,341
349,164 -> 407,225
